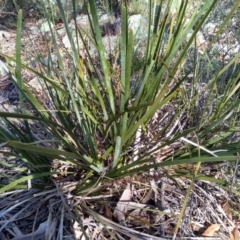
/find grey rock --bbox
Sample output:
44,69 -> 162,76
39,20 -> 54,33
28,77 -> 45,92
40,54 -> 58,67
0,30 -> 11,42
99,14 -> 115,23
203,22 -> 218,36
212,42 -> 240,60
89,35 -> 119,59
69,15 -> 90,31
129,14 -> 147,37
62,32 -> 84,51
0,95 -> 8,104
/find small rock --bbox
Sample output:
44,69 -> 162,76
128,14 -> 147,36
40,54 -> 58,67
203,22 -> 218,35
89,35 -> 119,59
0,30 -> 11,42
62,31 -> 84,51
0,60 -> 8,77
28,77 -> 45,91
69,15 -> 90,31
99,14 -> 115,23
40,20 -> 54,33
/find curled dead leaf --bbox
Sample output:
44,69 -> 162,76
230,227 -> 240,240
202,224 -> 221,237
222,201 -> 232,220
113,183 -> 132,222
104,203 -> 113,219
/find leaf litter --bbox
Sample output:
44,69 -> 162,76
1,147 -> 240,239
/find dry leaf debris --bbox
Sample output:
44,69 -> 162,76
1,159 -> 240,239
230,227 -> 240,240
202,224 -> 221,237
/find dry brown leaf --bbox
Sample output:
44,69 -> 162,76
230,227 -> 240,240
104,203 -> 113,219
113,183 -> 132,222
222,201 -> 232,220
141,188 -> 152,204
202,224 -> 221,237
128,209 -> 150,228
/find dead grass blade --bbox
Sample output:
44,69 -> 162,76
84,207 -> 168,240
11,221 -> 47,240
0,186 -> 75,239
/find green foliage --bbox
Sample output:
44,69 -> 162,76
0,0 -> 34,10
37,0 -> 85,23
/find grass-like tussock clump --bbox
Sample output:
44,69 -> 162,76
0,0 -> 240,239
